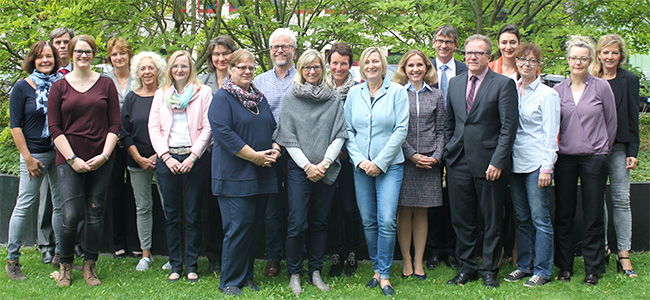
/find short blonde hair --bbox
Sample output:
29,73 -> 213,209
590,34 -> 628,77
228,49 -> 256,70
130,51 -> 167,90
359,47 -> 388,81
294,49 -> 331,88
393,49 -> 437,86
566,35 -> 595,59
163,50 -> 202,90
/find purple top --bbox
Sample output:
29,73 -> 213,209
553,73 -> 616,156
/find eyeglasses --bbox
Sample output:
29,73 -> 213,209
568,56 -> 591,64
73,49 -> 94,56
171,64 -> 190,70
233,65 -> 256,72
516,57 -> 541,66
434,39 -> 455,46
464,51 -> 488,58
212,51 -> 232,58
270,44 -> 294,52
302,65 -> 322,72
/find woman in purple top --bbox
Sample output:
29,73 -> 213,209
552,35 -> 616,286
591,34 -> 640,277
48,35 -> 121,287
5,41 -> 61,281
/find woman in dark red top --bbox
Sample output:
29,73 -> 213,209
48,35 -> 120,287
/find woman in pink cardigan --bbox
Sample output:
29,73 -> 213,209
148,50 -> 212,283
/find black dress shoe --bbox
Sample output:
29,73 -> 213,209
426,255 -> 441,270
444,254 -> 459,268
381,284 -> 395,296
245,280 -> 260,291
219,285 -> 242,296
365,278 -> 380,288
447,271 -> 479,285
557,270 -> 572,282
482,273 -> 499,288
583,274 -> 599,286
42,251 -> 54,264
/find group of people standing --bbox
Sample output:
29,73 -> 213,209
4,21 -> 639,297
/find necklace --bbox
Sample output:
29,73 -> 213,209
75,73 -> 92,86
245,105 -> 259,115
368,84 -> 381,97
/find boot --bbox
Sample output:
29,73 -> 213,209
6,260 -> 26,280
310,270 -> 331,291
57,262 -> 72,287
289,273 -> 302,295
82,260 -> 101,286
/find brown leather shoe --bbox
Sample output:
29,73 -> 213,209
82,260 -> 101,286
57,262 -> 72,287
264,261 -> 280,277
6,260 -> 26,280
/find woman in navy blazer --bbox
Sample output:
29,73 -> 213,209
344,47 -> 409,296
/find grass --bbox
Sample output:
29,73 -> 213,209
1,247 -> 649,299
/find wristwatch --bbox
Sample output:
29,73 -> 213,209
323,161 -> 331,169
66,155 -> 77,165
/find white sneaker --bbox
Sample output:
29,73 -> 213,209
162,261 -> 171,270
136,257 -> 153,271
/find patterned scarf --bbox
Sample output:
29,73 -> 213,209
28,70 -> 57,137
163,84 -> 195,112
329,72 -> 356,101
221,76 -> 264,108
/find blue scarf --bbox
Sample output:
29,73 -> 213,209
164,84 -> 195,112
28,70 -> 57,137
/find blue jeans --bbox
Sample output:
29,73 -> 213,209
156,153 -> 208,273
509,169 -> 554,279
58,161 -> 113,263
605,143 -> 632,251
7,151 -> 61,261
353,163 -> 403,279
285,160 -> 335,275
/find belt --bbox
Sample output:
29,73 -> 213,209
169,147 -> 191,155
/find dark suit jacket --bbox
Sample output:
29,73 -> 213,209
432,58 -> 468,89
443,68 -> 518,177
610,68 -> 640,157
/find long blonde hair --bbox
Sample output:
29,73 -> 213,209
163,50 -> 202,90
393,49 -> 437,86
590,34 -> 628,78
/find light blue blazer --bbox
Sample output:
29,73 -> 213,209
344,79 -> 409,172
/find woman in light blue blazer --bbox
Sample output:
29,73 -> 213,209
344,47 -> 409,296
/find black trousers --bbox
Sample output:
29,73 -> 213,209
447,157 -> 505,275
426,166 -> 455,257
554,154 -> 607,275
327,158 -> 361,256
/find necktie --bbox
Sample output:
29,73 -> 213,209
466,75 -> 478,114
59,68 -> 69,75
440,65 -> 449,107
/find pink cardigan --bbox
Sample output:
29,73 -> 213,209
148,83 -> 212,158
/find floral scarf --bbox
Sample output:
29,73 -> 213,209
328,72 -> 356,101
221,76 -> 264,108
28,70 -> 57,137
163,84 -> 195,112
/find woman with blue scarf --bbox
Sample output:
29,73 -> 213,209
148,50 -> 212,283
5,41 -> 61,281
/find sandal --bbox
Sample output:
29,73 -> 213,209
616,256 -> 638,277
604,246 -> 612,266
168,272 -> 181,282
187,272 -> 199,283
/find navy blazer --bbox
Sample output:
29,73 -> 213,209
443,68 -> 518,177
609,68 -> 640,157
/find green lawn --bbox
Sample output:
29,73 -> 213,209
1,247 -> 649,299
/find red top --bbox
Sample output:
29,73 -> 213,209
48,75 -> 121,165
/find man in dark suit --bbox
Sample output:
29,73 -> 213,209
426,24 -> 467,271
444,34 -> 518,288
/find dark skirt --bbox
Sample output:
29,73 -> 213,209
398,153 -> 442,208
